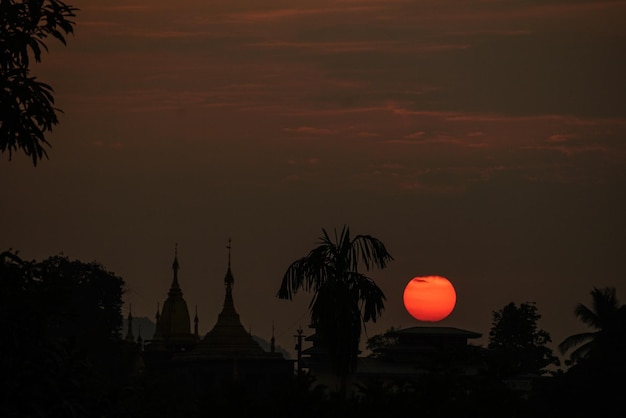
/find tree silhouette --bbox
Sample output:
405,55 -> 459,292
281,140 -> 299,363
488,302 -> 559,377
365,326 -> 399,358
0,249 -> 135,417
1,0 -> 78,165
533,287 -> 626,418
277,225 -> 393,397
558,286 -> 626,365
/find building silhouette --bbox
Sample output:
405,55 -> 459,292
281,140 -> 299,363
140,242 -> 293,398
358,326 -> 484,377
126,243 -> 488,399
297,324 -> 485,395
144,244 -> 199,367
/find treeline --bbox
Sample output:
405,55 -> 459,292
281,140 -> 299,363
2,249 -> 625,418
0,250 -> 136,417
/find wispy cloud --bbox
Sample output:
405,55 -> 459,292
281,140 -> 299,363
284,127 -> 336,135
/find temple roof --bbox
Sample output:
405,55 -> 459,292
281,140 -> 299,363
193,241 -> 267,357
152,245 -> 195,343
390,326 -> 482,338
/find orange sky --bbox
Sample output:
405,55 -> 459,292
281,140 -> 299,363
2,0 -> 626,358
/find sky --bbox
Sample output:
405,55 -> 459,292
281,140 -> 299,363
3,0 -> 626,360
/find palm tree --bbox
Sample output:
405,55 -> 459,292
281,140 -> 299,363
554,288 -> 626,415
277,225 -> 393,396
558,287 -> 626,365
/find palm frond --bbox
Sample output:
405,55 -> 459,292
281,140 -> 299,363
560,286 -> 624,366
568,341 -> 594,362
276,225 -> 393,387
591,287 -> 619,327
573,303 -> 600,328
277,242 -> 334,300
558,331 -> 594,355
351,234 -> 394,271
277,257 -> 313,300
349,273 -> 386,322
277,258 -> 299,300
319,228 -> 334,247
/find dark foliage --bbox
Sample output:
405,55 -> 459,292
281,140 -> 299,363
488,301 -> 560,377
559,286 -> 626,365
1,0 -> 78,165
538,287 -> 626,418
277,225 -> 393,396
2,248 -> 622,417
0,249 -> 138,417
365,326 -> 399,357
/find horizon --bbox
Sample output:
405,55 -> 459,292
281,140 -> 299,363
3,0 -> 625,365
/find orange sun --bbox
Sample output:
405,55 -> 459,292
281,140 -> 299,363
403,276 -> 457,322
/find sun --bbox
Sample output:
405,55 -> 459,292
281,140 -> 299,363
403,276 -> 457,322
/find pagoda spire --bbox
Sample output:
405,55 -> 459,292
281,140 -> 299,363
220,238 -> 237,315
150,244 -> 193,342
169,242 -> 182,295
125,304 -> 135,342
225,238 -> 234,287
213,238 -> 239,322
198,237 -> 265,356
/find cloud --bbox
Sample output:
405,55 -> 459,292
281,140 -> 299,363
284,127 -> 335,135
228,5 -> 381,23
547,133 -> 574,143
249,40 -> 471,54
404,131 -> 426,140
